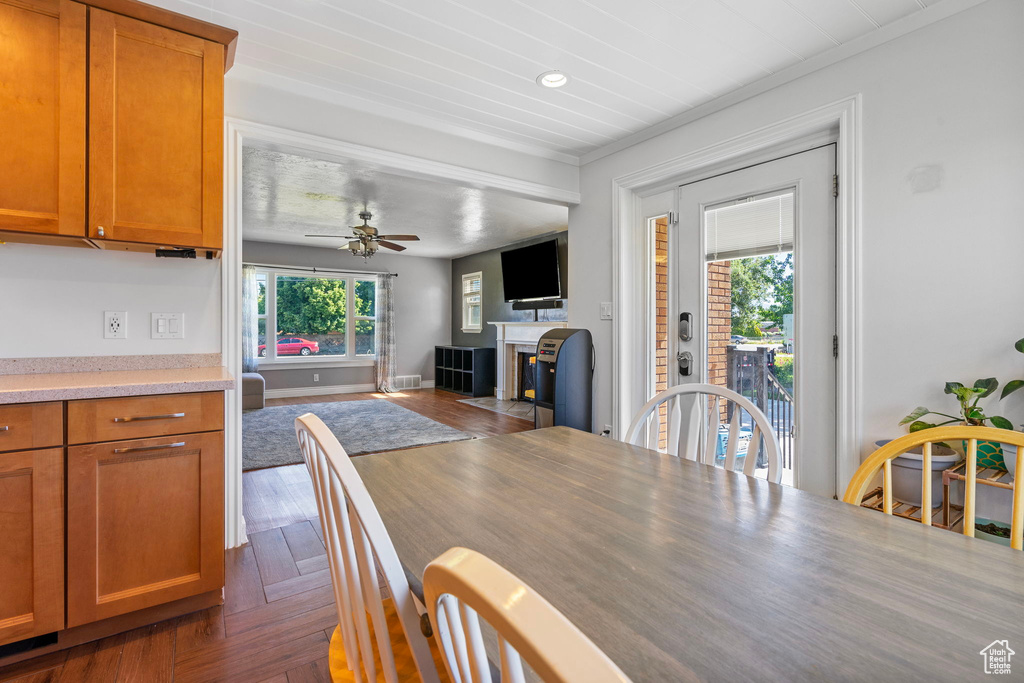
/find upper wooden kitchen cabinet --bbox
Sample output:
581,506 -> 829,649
0,0 -> 86,238
88,9 -> 224,250
0,0 -> 235,252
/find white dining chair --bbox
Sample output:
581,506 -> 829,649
424,547 -> 632,683
624,383 -> 782,483
295,413 -> 442,683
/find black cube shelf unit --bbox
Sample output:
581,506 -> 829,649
435,346 -> 496,397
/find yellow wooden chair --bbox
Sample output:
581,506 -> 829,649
843,426 -> 1024,550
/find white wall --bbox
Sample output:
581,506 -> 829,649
0,244 -> 221,358
570,1 -> 1024,458
243,240 -> 451,391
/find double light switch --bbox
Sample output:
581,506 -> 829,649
151,313 -> 184,339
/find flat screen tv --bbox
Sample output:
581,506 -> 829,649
500,239 -> 562,302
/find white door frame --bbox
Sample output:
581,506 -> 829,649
222,118 -> 580,547
612,96 -> 861,495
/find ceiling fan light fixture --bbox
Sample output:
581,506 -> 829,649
536,70 -> 569,88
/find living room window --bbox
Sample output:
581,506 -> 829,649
462,271 -> 483,333
253,267 -> 377,365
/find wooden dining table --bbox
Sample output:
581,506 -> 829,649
353,426 -> 1024,681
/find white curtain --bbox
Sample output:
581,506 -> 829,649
241,265 -> 259,374
375,273 -> 397,393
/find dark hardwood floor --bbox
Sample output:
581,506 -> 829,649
0,388 -> 529,683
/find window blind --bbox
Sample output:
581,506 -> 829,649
705,190 -> 794,261
463,274 -> 482,295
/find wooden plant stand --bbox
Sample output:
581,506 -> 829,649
859,462 -> 1013,535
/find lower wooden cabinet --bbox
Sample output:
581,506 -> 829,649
0,448 -> 64,644
66,430 -> 224,627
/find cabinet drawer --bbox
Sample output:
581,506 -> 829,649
68,392 -> 223,444
0,402 -> 63,453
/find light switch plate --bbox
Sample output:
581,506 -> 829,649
599,302 -> 613,320
151,313 -> 184,339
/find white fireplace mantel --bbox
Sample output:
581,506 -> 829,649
489,321 -> 568,400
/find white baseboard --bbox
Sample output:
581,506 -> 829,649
265,383 -> 376,399
265,380 -> 436,399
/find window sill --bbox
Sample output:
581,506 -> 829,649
461,327 -> 483,334
257,358 -> 375,370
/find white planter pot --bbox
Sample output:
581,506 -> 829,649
1002,444 -> 1017,481
875,440 -> 961,509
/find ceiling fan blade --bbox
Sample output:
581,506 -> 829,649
305,233 -> 347,238
378,234 -> 420,241
378,240 -> 407,252
352,225 -> 378,236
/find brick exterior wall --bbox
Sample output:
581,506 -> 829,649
654,218 -> 669,450
706,260 -> 732,390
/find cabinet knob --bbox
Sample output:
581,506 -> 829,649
97,226 -> 105,237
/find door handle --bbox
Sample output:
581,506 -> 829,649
679,312 -> 693,342
677,351 -> 693,376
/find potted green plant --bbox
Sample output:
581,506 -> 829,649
902,378 -> 1013,434
891,379 -> 1013,507
902,378 -> 1014,468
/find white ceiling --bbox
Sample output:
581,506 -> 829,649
148,0 -> 936,159
242,146 -> 568,258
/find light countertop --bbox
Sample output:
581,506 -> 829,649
0,366 -> 235,404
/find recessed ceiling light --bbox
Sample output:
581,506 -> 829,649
536,70 -> 569,88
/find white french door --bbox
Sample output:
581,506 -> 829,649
650,145 -> 837,497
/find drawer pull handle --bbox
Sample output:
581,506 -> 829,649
113,412 -> 186,423
113,442 -> 186,454
0,426 -> 8,432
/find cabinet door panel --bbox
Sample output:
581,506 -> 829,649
88,8 -> 223,249
67,431 -> 224,626
0,448 -> 64,646
0,0 -> 85,236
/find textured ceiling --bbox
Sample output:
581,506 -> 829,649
242,146 -> 568,258
146,0 -> 935,158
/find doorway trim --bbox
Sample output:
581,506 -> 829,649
611,95 -> 861,495
222,118 -> 580,548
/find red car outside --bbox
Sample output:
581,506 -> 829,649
258,337 -> 320,357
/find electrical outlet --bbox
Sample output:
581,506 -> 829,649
313,374 -> 320,382
602,424 -> 613,437
104,311 -> 127,339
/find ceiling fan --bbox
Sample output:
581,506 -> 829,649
305,210 -> 420,260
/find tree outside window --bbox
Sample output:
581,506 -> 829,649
252,268 -> 377,362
